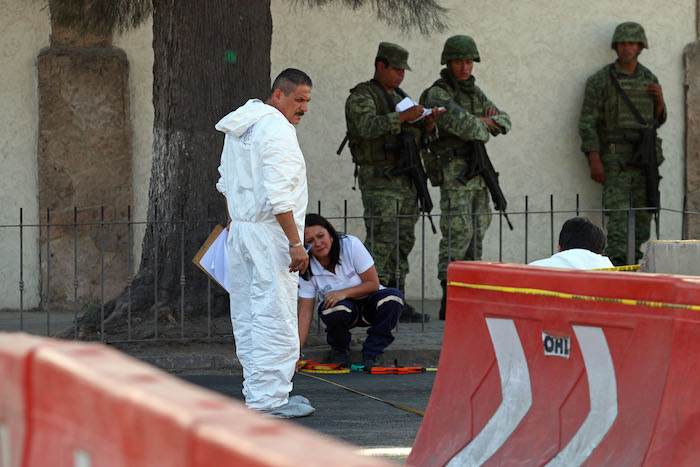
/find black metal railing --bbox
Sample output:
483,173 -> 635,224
0,194 -> 696,343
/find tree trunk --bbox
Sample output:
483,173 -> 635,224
73,0 -> 272,340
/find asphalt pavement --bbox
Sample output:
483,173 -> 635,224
2,302 -> 445,463
180,370 -> 436,464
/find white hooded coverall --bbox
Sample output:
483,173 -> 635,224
216,99 -> 308,410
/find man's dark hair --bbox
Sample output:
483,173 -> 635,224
268,68 -> 312,99
374,56 -> 389,70
558,217 -> 607,254
300,213 -> 345,281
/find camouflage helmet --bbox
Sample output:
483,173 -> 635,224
441,35 -> 480,65
611,22 -> 648,49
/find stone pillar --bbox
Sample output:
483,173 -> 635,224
684,1 -> 700,239
37,15 -> 133,308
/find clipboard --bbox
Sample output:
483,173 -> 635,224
192,224 -> 230,293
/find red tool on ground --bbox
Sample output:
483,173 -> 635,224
298,360 -> 341,370
297,360 -> 349,374
369,366 -> 425,375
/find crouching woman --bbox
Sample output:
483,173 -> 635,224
298,214 -> 403,370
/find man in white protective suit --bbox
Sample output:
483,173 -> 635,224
216,68 -> 314,418
529,217 -> 614,270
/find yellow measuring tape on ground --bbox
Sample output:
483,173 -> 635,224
300,368 -> 351,374
447,281 -> 700,311
297,360 -> 350,374
297,372 -> 425,416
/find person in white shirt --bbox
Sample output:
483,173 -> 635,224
216,69 -> 314,418
298,214 -> 404,370
529,217 -> 614,270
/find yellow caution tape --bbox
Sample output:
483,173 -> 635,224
297,372 -> 425,416
447,281 -> 700,311
593,264 -> 641,271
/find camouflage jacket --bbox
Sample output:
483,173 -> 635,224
578,61 -> 666,154
420,68 -> 511,188
346,80 -> 402,143
344,80 -> 433,167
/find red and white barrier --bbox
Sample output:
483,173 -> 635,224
0,332 -> 389,467
408,262 -> 700,466
0,333 -> 49,467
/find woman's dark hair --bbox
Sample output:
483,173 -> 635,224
301,213 -> 343,280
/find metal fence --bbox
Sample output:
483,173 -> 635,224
0,194 -> 697,343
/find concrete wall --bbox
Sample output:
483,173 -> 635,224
685,15 -> 700,238
0,2 -> 153,309
0,0 -> 49,309
0,0 -> 695,307
270,0 -> 695,299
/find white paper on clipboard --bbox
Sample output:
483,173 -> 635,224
192,225 -> 230,293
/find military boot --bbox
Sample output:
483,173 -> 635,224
399,302 -> 430,323
329,348 -> 349,368
439,280 -> 447,320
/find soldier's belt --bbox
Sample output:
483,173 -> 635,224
606,143 -> 636,154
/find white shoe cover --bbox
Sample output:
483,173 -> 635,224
266,397 -> 315,418
288,395 -> 311,406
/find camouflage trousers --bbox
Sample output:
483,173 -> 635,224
358,166 -> 418,292
438,187 -> 492,282
602,153 -> 653,265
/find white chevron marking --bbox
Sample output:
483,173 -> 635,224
74,450 -> 92,467
546,326 -> 618,467
0,424 -> 9,467
447,318 -> 533,466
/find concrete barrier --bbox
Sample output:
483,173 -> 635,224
0,332 -> 389,467
0,333 -> 48,467
641,240 -> 700,275
408,262 -> 700,466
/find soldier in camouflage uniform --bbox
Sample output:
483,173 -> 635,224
579,22 -> 666,266
344,42 -> 442,322
420,35 -> 511,319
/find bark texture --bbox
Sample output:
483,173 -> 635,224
73,1 -> 272,340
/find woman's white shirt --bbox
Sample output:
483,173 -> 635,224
298,235 -> 381,300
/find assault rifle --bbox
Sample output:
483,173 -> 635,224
624,125 -> 662,223
384,132 -> 437,234
454,141 -> 514,230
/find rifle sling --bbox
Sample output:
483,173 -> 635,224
370,79 -> 407,114
370,79 -> 412,169
607,65 -> 654,128
608,66 -> 661,213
